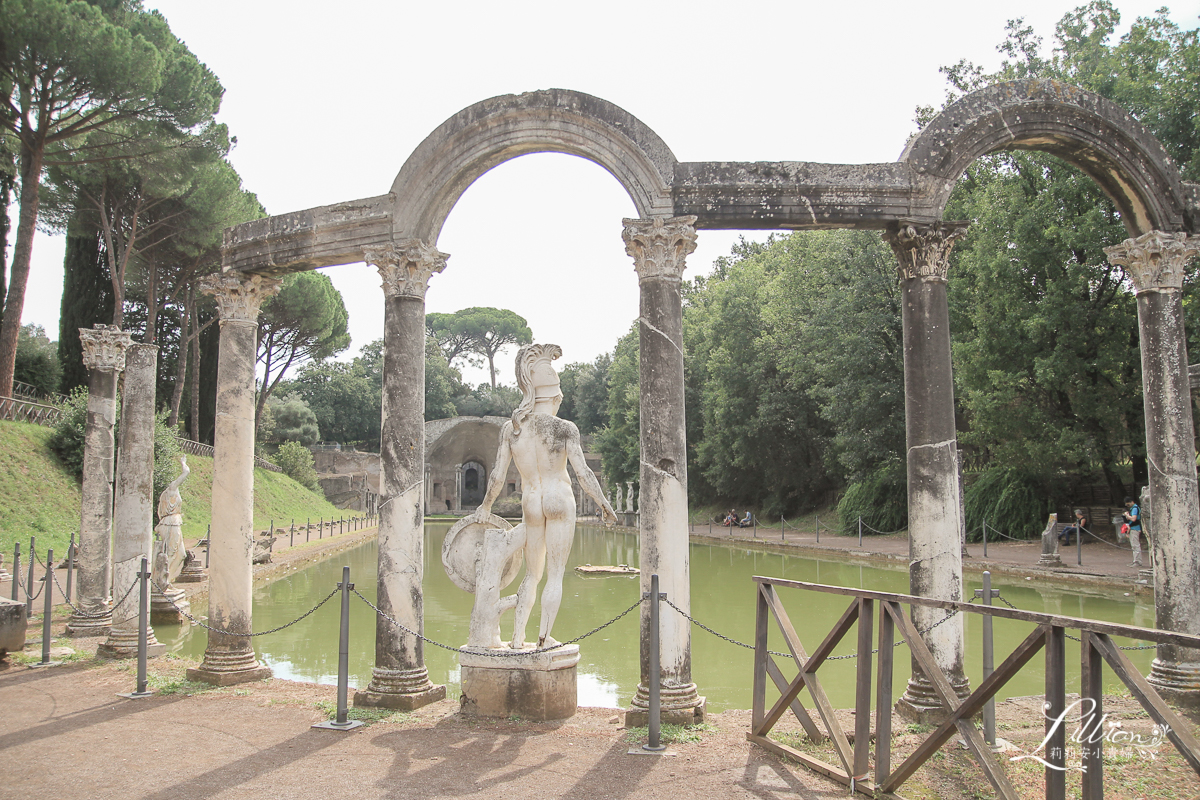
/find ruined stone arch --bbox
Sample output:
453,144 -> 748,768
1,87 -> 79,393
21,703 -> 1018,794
390,89 -> 677,242
904,80 -> 1195,235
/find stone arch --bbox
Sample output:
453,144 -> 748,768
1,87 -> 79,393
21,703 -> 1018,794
390,89 -> 677,242
904,80 -> 1194,235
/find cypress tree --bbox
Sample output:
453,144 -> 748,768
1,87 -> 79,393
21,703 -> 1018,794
57,215 -> 114,392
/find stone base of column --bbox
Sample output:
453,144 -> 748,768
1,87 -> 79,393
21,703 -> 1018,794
1037,553 -> 1063,568
895,673 -> 972,725
354,666 -> 445,711
625,682 -> 706,727
97,626 -> 166,659
187,647 -> 272,686
65,604 -> 112,637
1147,658 -> 1200,710
459,645 -> 579,721
150,585 -> 191,625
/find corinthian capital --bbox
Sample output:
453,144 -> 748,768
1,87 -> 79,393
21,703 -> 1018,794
365,240 -> 448,299
199,272 -> 283,323
79,325 -> 134,373
883,220 -> 969,282
1104,231 -> 1198,294
622,216 -> 698,282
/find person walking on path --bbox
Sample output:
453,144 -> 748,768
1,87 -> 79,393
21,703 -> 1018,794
1123,496 -> 1143,567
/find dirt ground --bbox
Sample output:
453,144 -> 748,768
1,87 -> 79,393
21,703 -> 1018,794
3,522 -> 1196,799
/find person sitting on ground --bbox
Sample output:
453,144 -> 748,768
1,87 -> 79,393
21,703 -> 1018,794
1058,508 -> 1087,545
739,511 -> 753,528
723,509 -> 737,527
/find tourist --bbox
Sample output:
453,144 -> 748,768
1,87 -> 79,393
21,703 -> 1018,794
1123,496 -> 1143,567
739,510 -> 753,528
1058,508 -> 1087,546
723,509 -> 737,527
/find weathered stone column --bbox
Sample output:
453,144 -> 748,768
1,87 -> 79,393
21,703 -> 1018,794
883,221 -> 970,722
67,325 -> 133,636
454,464 -> 463,512
187,273 -> 280,686
99,344 -> 165,658
355,241 -> 447,710
1105,230 -> 1200,708
623,216 -> 704,723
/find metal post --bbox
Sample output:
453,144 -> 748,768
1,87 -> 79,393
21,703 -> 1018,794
858,517 -> 863,547
11,542 -> 19,602
33,549 -> 56,667
1076,524 -> 1082,566
306,517 -> 311,543
974,571 -> 999,746
26,535 -> 36,615
290,520 -> 295,548
314,565 -> 363,730
983,519 -> 988,558
644,573 -> 665,752
319,517 -> 323,539
815,516 -> 820,544
65,533 -> 75,604
119,557 -> 154,698
205,524 -> 211,568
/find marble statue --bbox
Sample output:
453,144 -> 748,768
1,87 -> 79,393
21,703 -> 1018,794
152,456 -> 189,587
445,344 -> 617,650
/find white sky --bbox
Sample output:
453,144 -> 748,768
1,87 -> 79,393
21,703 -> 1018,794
16,0 -> 1199,387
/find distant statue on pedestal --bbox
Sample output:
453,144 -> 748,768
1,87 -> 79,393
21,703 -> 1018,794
443,344 -> 617,650
153,456 -> 189,587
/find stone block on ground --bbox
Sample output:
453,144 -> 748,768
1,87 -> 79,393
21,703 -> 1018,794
459,644 -> 580,721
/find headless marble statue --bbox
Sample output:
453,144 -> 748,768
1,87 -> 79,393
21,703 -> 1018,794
457,344 -> 617,650
153,456 -> 189,587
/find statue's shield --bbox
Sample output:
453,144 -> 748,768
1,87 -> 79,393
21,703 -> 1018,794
441,514 -> 525,594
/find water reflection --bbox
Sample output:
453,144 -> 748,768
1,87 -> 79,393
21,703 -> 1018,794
158,523 -> 1154,711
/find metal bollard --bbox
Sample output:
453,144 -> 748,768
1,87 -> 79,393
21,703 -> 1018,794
858,517 -> 863,547
1076,526 -> 1082,566
11,543 -> 19,602
290,519 -> 295,548
314,566 -> 363,730
319,517 -> 323,540
31,549 -> 58,668
205,524 -> 211,568
815,517 -> 819,544
644,573 -> 666,752
982,519 -> 988,558
66,532 -> 75,604
974,571 -> 1000,746
119,557 -> 154,699
27,535 -> 36,615
307,517 -> 311,543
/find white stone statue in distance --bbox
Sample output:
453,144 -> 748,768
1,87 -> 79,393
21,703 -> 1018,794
152,455 -> 190,587
445,344 -> 618,650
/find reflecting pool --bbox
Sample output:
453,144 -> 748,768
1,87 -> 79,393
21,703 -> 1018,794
158,522 -> 1155,711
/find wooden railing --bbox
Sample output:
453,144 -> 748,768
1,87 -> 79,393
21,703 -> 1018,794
749,576 -> 1200,799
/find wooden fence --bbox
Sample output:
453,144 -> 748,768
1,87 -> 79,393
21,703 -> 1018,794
749,576 -> 1200,799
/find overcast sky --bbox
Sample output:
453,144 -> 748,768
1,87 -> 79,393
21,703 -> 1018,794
16,0 -> 1199,387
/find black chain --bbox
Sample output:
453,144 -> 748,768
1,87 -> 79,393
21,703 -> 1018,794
152,579 -> 339,637
992,593 -> 1156,650
14,569 -> 45,603
353,587 -> 642,658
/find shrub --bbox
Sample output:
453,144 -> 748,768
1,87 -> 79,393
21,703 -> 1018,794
964,467 -> 1053,541
266,394 -> 321,445
836,462 -> 907,536
272,441 -> 321,492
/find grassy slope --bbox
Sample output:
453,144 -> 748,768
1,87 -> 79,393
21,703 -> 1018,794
0,419 -> 346,560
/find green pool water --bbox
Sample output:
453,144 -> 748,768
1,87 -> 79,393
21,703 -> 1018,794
156,522 -> 1155,711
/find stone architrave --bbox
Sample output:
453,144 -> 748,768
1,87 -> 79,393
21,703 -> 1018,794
67,325 -> 132,636
883,220 -> 971,723
187,273 -> 281,686
354,240 -> 447,710
100,344 -> 165,658
622,216 -> 705,724
1105,230 -> 1200,707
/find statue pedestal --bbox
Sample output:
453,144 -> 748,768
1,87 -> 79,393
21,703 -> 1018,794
459,644 -> 579,721
150,584 -> 190,625
176,552 -> 205,583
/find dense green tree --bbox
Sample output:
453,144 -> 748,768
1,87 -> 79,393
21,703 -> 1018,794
558,354 -> 610,434
56,215 -> 114,392
594,325 -> 640,489
425,337 -> 464,421
271,440 -> 320,492
255,271 -> 350,433
265,393 -> 320,445
426,307 -> 532,387
289,361 -> 377,446
14,324 -> 60,397
0,0 -> 224,395
454,383 -> 521,418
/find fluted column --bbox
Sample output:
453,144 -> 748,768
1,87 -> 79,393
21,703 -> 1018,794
67,325 -> 132,635
883,221 -> 970,722
1105,230 -> 1200,708
99,344 -> 164,658
355,240 -> 447,710
623,216 -> 704,722
187,273 -> 281,685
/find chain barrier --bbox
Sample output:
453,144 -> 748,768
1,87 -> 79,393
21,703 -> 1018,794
152,579 -> 340,637
982,521 -> 1027,543
14,567 -> 45,604
992,593 -> 1156,650
859,519 -> 908,536
45,569 -> 139,618
1078,525 -> 1131,551
353,587 -> 643,658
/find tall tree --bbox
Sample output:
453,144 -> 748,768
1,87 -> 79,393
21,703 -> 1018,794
56,213 -> 113,392
426,306 -> 532,387
255,270 -> 350,434
0,0 -> 224,394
